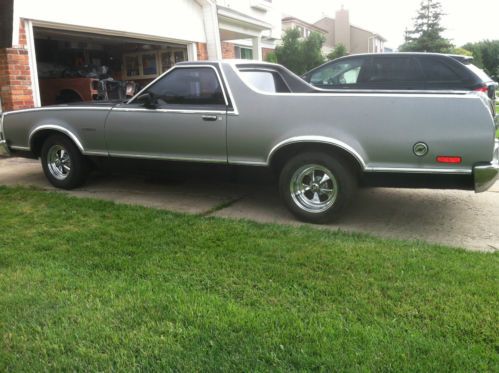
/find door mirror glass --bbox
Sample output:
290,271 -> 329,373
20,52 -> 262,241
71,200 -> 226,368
135,92 -> 157,109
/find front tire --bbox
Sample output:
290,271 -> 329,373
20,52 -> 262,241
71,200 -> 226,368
279,152 -> 356,223
41,135 -> 88,189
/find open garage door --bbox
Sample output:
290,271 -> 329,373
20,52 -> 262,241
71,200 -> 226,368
33,27 -> 188,105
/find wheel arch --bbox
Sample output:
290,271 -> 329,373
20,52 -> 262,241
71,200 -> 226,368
268,137 -> 366,176
29,125 -> 84,157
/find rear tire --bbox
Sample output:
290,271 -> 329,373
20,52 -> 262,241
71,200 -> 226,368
278,152 -> 356,223
41,134 -> 88,189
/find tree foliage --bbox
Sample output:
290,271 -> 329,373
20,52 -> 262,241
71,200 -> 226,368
399,0 -> 453,53
327,43 -> 347,61
274,28 -> 325,75
462,40 -> 499,80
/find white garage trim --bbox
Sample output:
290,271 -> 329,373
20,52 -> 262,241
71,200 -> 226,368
30,20 -> 196,46
25,19 -> 41,107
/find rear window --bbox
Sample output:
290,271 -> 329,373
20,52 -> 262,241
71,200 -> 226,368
465,64 -> 493,82
240,70 -> 290,93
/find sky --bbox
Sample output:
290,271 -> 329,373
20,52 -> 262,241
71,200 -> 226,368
281,0 -> 499,50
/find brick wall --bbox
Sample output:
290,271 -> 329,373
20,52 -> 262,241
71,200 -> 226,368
262,47 -> 274,62
196,42 -> 208,61
0,20 -> 34,111
221,42 -> 235,59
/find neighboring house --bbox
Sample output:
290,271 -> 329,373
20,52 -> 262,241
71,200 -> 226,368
281,16 -> 328,39
314,8 -> 386,55
0,0 -> 282,112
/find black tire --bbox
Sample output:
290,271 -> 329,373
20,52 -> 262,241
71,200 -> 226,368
278,152 -> 356,223
41,134 -> 88,189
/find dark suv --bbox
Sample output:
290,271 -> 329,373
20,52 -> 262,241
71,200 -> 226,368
302,53 -> 497,113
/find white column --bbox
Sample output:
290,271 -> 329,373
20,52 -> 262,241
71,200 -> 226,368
25,20 -> 41,107
252,36 -> 263,61
187,43 -> 198,61
198,0 -> 222,60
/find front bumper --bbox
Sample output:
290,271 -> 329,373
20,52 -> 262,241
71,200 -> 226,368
474,139 -> 499,193
0,140 -> 10,157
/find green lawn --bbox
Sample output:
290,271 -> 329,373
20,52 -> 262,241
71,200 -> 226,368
0,186 -> 497,371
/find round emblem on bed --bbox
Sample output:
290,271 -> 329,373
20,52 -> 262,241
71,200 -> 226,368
413,142 -> 429,157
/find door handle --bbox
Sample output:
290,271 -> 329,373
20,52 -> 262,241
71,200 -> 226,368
202,115 -> 218,122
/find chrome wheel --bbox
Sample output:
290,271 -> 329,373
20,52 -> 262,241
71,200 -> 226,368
290,164 -> 338,213
47,145 -> 72,180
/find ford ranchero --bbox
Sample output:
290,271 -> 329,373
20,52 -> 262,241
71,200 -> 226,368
1,60 -> 498,223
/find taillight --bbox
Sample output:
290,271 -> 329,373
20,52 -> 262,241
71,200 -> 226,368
474,85 -> 488,93
436,156 -> 462,164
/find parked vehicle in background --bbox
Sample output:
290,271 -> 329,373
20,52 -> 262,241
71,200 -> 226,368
302,53 -> 497,114
38,63 -> 138,105
1,60 -> 498,223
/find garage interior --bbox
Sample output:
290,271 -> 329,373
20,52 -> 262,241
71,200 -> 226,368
33,27 -> 188,105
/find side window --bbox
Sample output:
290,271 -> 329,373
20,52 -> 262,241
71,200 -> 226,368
419,58 -> 462,83
309,58 -> 366,87
240,70 -> 290,93
367,56 -> 423,83
144,67 -> 226,106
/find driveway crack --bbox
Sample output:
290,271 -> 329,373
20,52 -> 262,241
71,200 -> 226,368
201,195 -> 247,216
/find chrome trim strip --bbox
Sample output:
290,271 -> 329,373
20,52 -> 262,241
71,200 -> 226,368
111,108 -> 228,115
0,113 -> 4,140
9,145 -> 31,151
364,167 -> 472,175
4,107 -> 112,116
109,152 -> 227,164
28,125 -> 84,152
229,160 -> 267,166
267,136 -> 367,169
83,151 -> 109,157
127,64 -> 230,108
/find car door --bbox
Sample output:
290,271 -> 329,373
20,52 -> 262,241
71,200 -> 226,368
105,65 -> 228,163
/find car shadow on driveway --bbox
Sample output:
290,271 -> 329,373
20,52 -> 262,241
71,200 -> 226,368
0,157 -> 497,251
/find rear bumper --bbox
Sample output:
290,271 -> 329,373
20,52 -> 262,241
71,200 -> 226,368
474,139 -> 499,193
0,140 -> 10,157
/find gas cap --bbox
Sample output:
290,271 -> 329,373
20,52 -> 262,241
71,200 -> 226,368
413,142 -> 429,157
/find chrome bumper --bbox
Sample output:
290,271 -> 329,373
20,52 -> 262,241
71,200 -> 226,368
474,139 -> 499,193
0,139 -> 10,157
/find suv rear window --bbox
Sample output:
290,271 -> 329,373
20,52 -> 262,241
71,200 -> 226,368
419,58 -> 462,82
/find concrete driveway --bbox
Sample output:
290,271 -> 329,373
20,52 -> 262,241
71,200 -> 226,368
0,157 -> 498,252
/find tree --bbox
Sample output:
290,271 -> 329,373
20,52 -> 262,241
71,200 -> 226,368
327,43 -> 347,60
274,28 -> 325,75
462,40 -> 499,80
450,47 -> 473,57
399,0 -> 453,53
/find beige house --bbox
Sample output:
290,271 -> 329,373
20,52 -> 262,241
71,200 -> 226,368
314,8 -> 386,55
281,16 -> 328,39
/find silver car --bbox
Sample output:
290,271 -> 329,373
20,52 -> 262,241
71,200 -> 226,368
1,60 -> 498,223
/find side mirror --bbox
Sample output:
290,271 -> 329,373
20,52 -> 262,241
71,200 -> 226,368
135,92 -> 157,109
